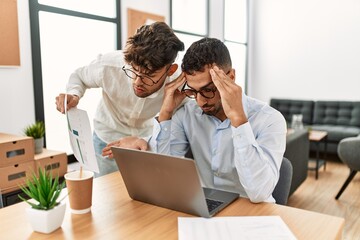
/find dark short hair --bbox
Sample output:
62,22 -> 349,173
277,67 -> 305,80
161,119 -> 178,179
181,37 -> 232,74
124,22 -> 184,74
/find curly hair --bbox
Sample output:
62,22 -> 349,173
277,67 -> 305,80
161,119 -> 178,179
124,22 -> 184,74
181,38 -> 232,74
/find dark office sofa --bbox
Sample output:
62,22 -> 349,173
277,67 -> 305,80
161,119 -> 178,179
270,99 -> 360,154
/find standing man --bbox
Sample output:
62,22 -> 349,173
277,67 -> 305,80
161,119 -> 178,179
55,22 -> 184,176
149,37 -> 287,203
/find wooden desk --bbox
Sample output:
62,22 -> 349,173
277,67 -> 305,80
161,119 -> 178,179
308,130 -> 328,179
0,172 -> 344,240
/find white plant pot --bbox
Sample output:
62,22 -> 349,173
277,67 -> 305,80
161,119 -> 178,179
26,201 -> 66,234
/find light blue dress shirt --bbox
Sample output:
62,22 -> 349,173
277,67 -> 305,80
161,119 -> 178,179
149,93 -> 287,203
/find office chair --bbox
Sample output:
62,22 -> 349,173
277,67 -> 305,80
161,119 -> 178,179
273,157 -> 293,205
335,135 -> 360,200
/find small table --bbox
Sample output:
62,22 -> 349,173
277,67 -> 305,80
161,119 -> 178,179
308,130 -> 328,179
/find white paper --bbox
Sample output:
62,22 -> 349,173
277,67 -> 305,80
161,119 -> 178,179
66,108 -> 99,173
178,216 -> 297,240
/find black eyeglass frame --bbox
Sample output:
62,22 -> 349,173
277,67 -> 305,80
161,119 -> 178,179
122,65 -> 171,86
181,70 -> 231,99
181,81 -> 217,99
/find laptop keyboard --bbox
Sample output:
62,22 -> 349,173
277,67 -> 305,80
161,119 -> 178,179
206,198 -> 224,212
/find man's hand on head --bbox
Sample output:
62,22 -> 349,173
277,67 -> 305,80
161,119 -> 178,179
102,136 -> 148,159
210,66 -> 247,127
158,72 -> 187,122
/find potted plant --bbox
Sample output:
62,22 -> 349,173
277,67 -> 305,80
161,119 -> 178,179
24,121 -> 45,153
18,167 -> 67,234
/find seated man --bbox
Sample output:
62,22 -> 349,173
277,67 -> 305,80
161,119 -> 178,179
149,37 -> 287,203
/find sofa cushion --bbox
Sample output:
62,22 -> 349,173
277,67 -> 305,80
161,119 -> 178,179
311,124 -> 360,142
270,99 -> 314,125
313,101 -> 360,127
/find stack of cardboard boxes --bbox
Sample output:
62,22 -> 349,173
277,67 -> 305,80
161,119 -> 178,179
0,133 -> 68,197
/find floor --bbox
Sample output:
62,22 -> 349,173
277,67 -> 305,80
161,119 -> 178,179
287,154 -> 360,239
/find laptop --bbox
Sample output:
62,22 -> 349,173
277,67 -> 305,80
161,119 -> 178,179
112,147 -> 239,218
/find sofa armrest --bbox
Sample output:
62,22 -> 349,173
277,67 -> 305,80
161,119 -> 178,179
284,129 -> 310,196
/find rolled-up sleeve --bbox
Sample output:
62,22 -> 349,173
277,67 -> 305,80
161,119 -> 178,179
232,111 -> 287,203
148,118 -> 172,153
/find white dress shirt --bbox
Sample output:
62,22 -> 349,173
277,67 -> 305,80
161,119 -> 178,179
149,94 -> 287,203
66,51 -> 173,143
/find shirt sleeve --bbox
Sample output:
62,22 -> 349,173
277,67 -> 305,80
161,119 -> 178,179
148,118 -> 172,154
148,112 -> 190,157
66,54 -> 105,97
232,111 -> 287,203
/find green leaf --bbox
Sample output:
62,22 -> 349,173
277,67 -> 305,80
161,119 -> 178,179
23,121 -> 45,139
38,187 -> 47,208
18,195 -> 41,209
17,167 -> 67,210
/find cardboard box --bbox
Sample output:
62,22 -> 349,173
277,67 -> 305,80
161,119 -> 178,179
1,185 -> 24,194
0,161 -> 35,189
0,133 -> 35,167
34,149 -> 67,178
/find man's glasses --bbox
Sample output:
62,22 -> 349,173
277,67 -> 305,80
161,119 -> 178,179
181,82 -> 217,99
122,65 -> 170,86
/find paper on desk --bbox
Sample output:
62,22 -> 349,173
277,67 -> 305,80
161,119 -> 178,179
66,108 -> 99,173
178,216 -> 297,240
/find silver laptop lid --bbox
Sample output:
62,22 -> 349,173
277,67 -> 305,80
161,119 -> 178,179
112,147 -> 211,217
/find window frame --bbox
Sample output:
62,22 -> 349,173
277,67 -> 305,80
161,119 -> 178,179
170,0 -> 249,93
223,0 -> 249,93
170,0 -> 209,38
29,0 -> 121,162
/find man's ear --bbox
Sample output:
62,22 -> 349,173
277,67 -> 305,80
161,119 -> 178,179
228,68 -> 236,82
167,64 -> 178,76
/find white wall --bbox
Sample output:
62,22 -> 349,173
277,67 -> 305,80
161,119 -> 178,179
0,1 -> 35,135
248,0 -> 360,103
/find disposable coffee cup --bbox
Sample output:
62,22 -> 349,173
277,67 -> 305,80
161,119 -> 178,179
64,170 -> 94,214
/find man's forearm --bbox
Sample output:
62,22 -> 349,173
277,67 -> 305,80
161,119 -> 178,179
158,110 -> 173,122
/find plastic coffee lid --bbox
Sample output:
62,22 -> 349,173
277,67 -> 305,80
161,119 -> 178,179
64,170 -> 94,180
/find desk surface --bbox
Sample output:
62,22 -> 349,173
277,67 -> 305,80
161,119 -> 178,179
0,172 -> 344,240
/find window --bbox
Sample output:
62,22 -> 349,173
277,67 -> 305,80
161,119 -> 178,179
38,0 -> 116,17
171,0 -> 208,36
171,0 -> 248,91
224,0 -> 248,90
29,1 -> 120,158
171,0 -> 208,65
